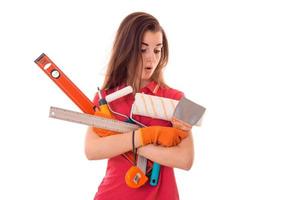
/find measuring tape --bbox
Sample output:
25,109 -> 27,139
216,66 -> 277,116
49,106 -> 140,132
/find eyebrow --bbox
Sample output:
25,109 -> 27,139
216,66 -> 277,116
141,42 -> 163,47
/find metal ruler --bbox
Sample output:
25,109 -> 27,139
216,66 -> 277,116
49,106 -> 140,132
49,106 -> 148,173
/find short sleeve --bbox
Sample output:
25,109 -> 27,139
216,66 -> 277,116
172,90 -> 184,101
160,87 -> 184,101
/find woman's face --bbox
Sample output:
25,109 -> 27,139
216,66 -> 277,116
139,30 -> 163,82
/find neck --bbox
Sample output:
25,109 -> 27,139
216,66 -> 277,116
140,80 -> 150,88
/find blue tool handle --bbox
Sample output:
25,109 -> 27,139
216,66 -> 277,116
150,162 -> 160,186
125,118 -> 161,186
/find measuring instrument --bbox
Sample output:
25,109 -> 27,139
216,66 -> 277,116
35,53 -> 95,114
49,106 -> 140,132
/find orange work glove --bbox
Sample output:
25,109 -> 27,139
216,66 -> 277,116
92,109 -> 119,137
139,126 -> 188,147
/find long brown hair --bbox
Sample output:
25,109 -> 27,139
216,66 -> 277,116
102,12 -> 169,92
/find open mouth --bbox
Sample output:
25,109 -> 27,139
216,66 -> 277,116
145,67 -> 153,70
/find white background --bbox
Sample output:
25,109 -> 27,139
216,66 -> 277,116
0,0 -> 300,199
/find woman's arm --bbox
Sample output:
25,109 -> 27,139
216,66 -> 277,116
84,127 -> 142,160
85,124 -> 191,163
137,133 -> 194,170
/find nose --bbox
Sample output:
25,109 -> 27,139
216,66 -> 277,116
144,51 -> 155,63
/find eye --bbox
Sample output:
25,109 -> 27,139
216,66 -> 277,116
154,49 -> 161,54
141,49 -> 147,53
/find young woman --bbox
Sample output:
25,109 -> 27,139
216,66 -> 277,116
85,12 -> 194,200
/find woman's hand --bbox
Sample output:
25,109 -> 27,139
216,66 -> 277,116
138,126 -> 189,147
171,117 -> 192,131
92,109 -> 119,137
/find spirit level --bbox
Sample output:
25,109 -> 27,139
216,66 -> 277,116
34,53 -> 95,114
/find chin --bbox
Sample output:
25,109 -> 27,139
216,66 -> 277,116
142,74 -> 153,81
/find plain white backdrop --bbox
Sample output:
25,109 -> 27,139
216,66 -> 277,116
0,0 -> 300,199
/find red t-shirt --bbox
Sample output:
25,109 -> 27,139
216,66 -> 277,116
93,81 -> 184,200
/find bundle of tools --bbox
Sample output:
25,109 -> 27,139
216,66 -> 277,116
35,53 -> 206,188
